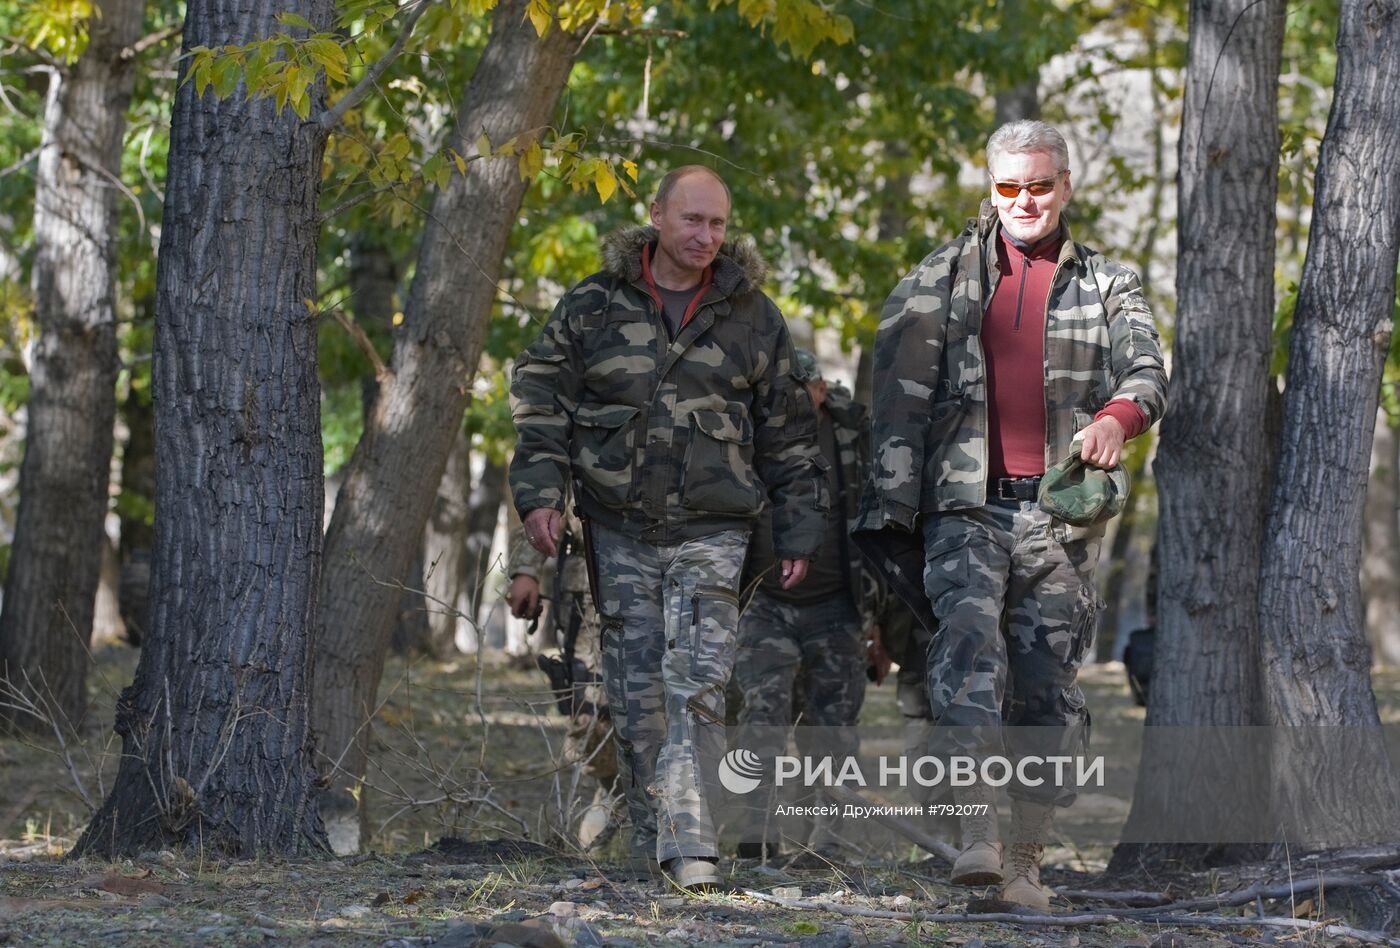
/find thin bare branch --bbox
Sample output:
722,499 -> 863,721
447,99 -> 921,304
331,309 -> 390,380
118,22 -> 182,62
317,183 -> 397,223
318,0 -> 433,131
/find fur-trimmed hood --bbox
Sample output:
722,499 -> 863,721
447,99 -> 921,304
599,225 -> 769,297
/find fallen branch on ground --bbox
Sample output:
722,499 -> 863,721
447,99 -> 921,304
740,890 -> 1400,945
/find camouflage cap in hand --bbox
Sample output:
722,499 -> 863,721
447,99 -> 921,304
1037,440 -> 1130,526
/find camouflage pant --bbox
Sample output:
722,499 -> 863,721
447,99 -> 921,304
731,591 -> 864,848
592,522 -> 749,863
922,499 -> 1100,803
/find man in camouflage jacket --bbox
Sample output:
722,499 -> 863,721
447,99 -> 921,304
730,352 -> 881,861
856,121 -> 1167,910
510,166 -> 824,889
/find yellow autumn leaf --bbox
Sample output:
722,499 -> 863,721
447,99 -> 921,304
595,163 -> 617,203
392,311 -> 405,326
527,0 -> 552,37
622,159 -> 638,182
475,133 -> 491,157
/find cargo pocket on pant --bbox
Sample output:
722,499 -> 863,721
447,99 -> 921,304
679,407 -> 763,515
686,585 -> 740,726
922,531 -> 972,617
1069,585 -> 1101,667
571,402 -> 640,509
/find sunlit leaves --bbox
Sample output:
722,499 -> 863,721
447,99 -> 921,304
16,0 -> 92,63
709,0 -> 853,57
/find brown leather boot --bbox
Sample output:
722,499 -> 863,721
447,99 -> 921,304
1000,799 -> 1056,912
949,782 -> 1002,885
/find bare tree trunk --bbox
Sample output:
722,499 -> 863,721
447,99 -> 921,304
0,0 -> 143,732
461,453 -> 506,625
91,530 -> 126,645
1111,0 -> 1285,875
311,1 -> 584,851
993,0 -> 1040,125
1363,407 -> 1400,667
1257,0 -> 1400,843
117,378 -> 155,644
73,0 -> 333,858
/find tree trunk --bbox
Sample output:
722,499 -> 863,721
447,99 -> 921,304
1110,0 -> 1285,874
1363,408 -> 1400,667
993,0 -> 1040,125
0,0 -> 143,732
1257,0 -> 1400,843
73,0 -> 333,858
311,0 -> 584,851
460,453 -> 506,626
91,529 -> 127,645
117,380 -> 156,644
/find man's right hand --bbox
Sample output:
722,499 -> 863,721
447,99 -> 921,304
508,574 -> 542,620
524,507 -> 562,557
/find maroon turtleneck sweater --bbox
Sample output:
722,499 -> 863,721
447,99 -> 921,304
984,229 -> 1147,479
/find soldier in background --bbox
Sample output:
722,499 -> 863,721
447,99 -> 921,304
506,498 -> 622,850
510,166 -> 824,890
730,350 -> 879,861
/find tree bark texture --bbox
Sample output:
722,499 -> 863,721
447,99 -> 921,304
73,0 -> 333,857
311,1 -> 583,850
1363,408 -> 1400,667
0,0 -> 143,731
1111,0 -> 1285,875
1148,0 -> 1284,728
1259,0 -> 1400,732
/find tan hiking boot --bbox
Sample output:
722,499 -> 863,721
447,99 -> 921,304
950,782 -> 1002,885
665,856 -> 722,891
1000,798 -> 1056,912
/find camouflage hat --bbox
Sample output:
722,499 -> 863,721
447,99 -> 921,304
793,348 -> 822,383
1037,440 -> 1130,526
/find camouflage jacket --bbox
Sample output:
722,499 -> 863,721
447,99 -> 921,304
859,202 -> 1168,542
510,225 -> 825,556
745,383 -> 884,626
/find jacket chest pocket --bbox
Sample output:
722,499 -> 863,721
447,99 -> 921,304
679,406 -> 762,515
571,402 -> 641,508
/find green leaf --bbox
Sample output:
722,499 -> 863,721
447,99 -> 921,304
276,11 -> 315,31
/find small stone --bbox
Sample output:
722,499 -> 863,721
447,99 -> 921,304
889,894 -> 913,909
773,886 -> 803,899
249,888 -> 273,900
559,878 -> 586,889
158,850 -> 177,864
339,904 -> 373,918
548,901 -> 579,917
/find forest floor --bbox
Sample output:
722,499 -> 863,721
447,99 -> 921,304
2,645 -> 1399,947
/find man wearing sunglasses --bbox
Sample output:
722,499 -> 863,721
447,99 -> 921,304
857,121 -> 1167,911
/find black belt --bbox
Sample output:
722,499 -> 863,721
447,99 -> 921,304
991,476 -> 1042,502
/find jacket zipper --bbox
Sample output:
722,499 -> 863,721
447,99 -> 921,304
1013,257 -> 1028,332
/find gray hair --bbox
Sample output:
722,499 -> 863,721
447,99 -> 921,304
986,120 -> 1070,172
653,165 -> 731,209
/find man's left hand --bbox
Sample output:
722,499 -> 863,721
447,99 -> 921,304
780,558 -> 809,590
1079,416 -> 1125,469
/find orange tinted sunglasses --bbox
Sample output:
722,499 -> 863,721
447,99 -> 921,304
991,170 -> 1065,198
